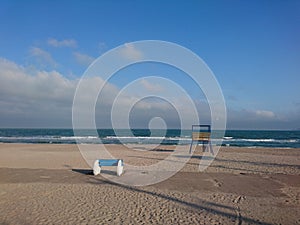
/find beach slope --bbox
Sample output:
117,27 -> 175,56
0,144 -> 299,224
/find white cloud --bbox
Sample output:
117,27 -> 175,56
225,108 -> 294,129
0,58 -> 138,127
73,52 -> 95,66
119,43 -> 143,60
0,58 -> 74,104
228,109 -> 276,122
255,110 -> 275,119
139,79 -> 163,92
29,47 -> 57,67
0,58 -> 75,127
47,38 -> 77,48
0,57 -> 299,129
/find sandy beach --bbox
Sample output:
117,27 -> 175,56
0,143 -> 299,224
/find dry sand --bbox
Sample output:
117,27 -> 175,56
0,143 -> 299,224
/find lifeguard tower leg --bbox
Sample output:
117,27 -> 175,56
189,140 -> 194,154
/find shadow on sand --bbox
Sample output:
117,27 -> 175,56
86,175 -> 272,225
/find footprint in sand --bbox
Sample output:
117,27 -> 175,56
212,179 -> 222,187
233,195 -> 246,204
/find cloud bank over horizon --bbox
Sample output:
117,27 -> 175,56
0,57 -> 299,130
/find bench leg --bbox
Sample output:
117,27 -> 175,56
93,160 -> 101,175
117,160 -> 123,176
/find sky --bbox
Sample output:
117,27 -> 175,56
0,0 -> 299,129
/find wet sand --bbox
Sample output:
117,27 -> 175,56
0,143 -> 299,224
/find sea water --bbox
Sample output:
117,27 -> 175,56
0,129 -> 299,148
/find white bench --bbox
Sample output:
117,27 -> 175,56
93,159 -> 124,176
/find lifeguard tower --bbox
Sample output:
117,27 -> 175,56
189,125 -> 213,154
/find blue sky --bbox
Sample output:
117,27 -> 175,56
0,1 -> 299,129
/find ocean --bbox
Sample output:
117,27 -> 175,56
0,129 -> 299,148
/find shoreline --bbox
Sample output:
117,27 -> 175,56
0,129 -> 299,148
1,141 -> 299,149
